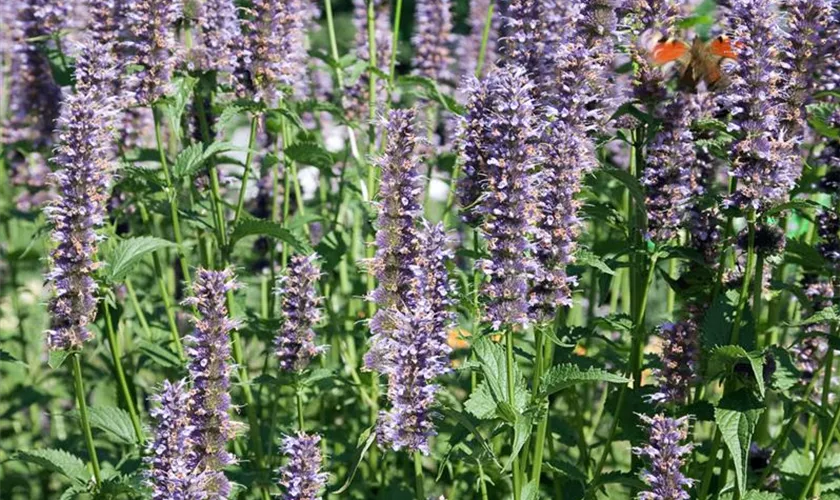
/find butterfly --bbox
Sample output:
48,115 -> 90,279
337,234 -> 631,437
649,34 -> 741,90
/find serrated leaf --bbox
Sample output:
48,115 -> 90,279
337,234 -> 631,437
0,349 -> 26,366
594,313 -> 635,334
464,379 -> 529,421
107,237 -> 176,283
229,217 -> 313,255
15,449 -> 90,485
162,76 -> 198,136
471,338 -> 530,419
285,142 -> 335,171
767,345 -> 800,392
702,289 -> 756,350
707,345 -> 767,398
172,141 -> 241,179
440,407 -> 500,468
539,363 -> 629,397
503,413 -> 533,472
544,458 -> 588,482
521,480 -> 539,500
603,168 -> 646,208
807,102 -> 840,139
787,306 -> 840,327
575,248 -> 615,275
88,406 -> 140,444
49,350 -> 70,369
715,389 -> 765,496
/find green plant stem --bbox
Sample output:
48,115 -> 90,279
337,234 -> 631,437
388,0 -> 403,85
152,107 -> 192,290
414,452 -> 425,500
103,303 -> 143,443
71,352 -> 101,484
124,279 -> 152,339
233,116 -> 259,227
478,460 -> 489,500
697,431 -> 723,500
194,79 -> 227,257
531,311 -> 563,484
506,330 -> 522,500
475,2 -> 495,77
296,390 -> 305,432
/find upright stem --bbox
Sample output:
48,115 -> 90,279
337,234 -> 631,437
296,390 -> 305,432
103,304 -> 143,443
697,431 -> 723,500
414,452 -> 426,500
124,279 -> 152,339
475,3 -> 495,77
389,0 -> 403,85
506,331 -> 522,500
71,352 -> 101,484
233,116 -> 259,227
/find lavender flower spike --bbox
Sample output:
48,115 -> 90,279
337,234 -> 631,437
275,255 -> 325,372
189,0 -> 245,75
123,0 -> 182,105
278,432 -> 328,500
144,379 -> 207,500
649,320 -> 700,405
184,268 -> 241,498
633,414 -> 694,500
412,0 -> 454,83
45,43 -> 118,350
469,65 -> 541,330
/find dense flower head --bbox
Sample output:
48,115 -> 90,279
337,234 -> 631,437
87,0 -> 120,45
499,0 -> 549,80
183,268 -> 240,498
241,0 -> 309,104
123,0 -> 182,105
469,65 -> 541,330
722,0 -> 800,211
2,1 -> 63,146
144,379 -> 208,500
189,0 -> 246,75
412,0 -> 454,83
650,321 -> 700,405
73,40 -> 122,101
643,93 -> 700,242
278,432 -> 328,500
633,414 -> 694,500
343,0 -> 392,123
45,45 -> 119,350
275,255 -> 324,372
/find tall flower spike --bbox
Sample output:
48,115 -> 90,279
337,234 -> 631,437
87,0 -> 120,45
123,0 -> 182,105
45,43 -> 118,350
184,268 -> 240,498
275,255 -> 324,372
722,0 -> 800,211
242,0 -> 309,105
633,414 -> 694,500
377,223 -> 455,453
470,65 -> 541,330
278,432 -> 328,500
365,108 -> 425,372
642,93 -> 699,242
499,0 -> 549,81
144,379 -> 207,500
412,0 -> 454,83
650,321 -> 700,405
189,0 -> 246,75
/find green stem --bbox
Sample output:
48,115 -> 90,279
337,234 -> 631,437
103,303 -> 143,443
233,116 -> 259,228
152,107 -> 192,290
506,330 -> 522,500
414,452 -> 425,500
475,2 -> 495,77
697,431 -> 723,500
124,279 -> 152,339
730,211 -> 756,349
71,352 -> 101,484
296,390 -> 305,432
388,0 -> 403,85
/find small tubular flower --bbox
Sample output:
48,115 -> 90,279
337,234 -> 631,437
412,0 -> 454,83
633,414 -> 694,500
189,0 -> 245,75
650,321 -> 700,405
278,432 -> 328,500
123,0 -> 182,105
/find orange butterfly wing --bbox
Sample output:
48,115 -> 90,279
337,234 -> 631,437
651,39 -> 690,65
707,36 -> 740,60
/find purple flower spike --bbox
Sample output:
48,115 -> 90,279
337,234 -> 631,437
633,414 -> 694,500
275,255 -> 324,372
650,321 -> 700,405
123,0 -> 182,105
412,0 -> 454,83
500,0 -> 549,80
87,0 -> 120,45
190,0 -> 245,75
45,43 -> 119,350
465,65 -> 541,330
722,0 -> 800,212
278,432 -> 328,500
144,379 -> 208,500
184,268 -> 240,498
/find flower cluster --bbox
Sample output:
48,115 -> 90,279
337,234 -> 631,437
183,268 -> 240,498
189,0 -> 245,75
45,43 -> 118,350
650,321 -> 700,405
144,379 -> 207,499
278,432 -> 328,500
499,0 -> 549,81
412,0 -> 454,83
123,0 -> 182,105
275,255 -> 324,372
633,414 -> 694,500
468,65 -> 541,330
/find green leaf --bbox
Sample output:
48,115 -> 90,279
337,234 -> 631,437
715,389 -> 765,496
603,168 -> 646,208
87,406 -> 140,444
521,480 -> 539,500
0,349 -> 26,367
807,102 -> 840,139
172,141 -> 240,179
762,199 -> 824,218
538,363 -> 629,397
464,379 -> 529,421
440,407 -> 500,467
504,414 -> 534,472
284,142 -> 335,171
575,248 -> 615,275
767,345 -> 800,392
594,313 -> 635,334
787,306 -> 840,327
15,449 -> 90,485
49,350 -> 70,370
228,216 -> 313,255
398,75 -> 465,115
137,339 -> 182,368
707,345 -> 767,398
107,237 -> 176,283
702,289 -> 756,350
332,426 -> 377,494
162,76 -> 198,136
609,102 -> 656,125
